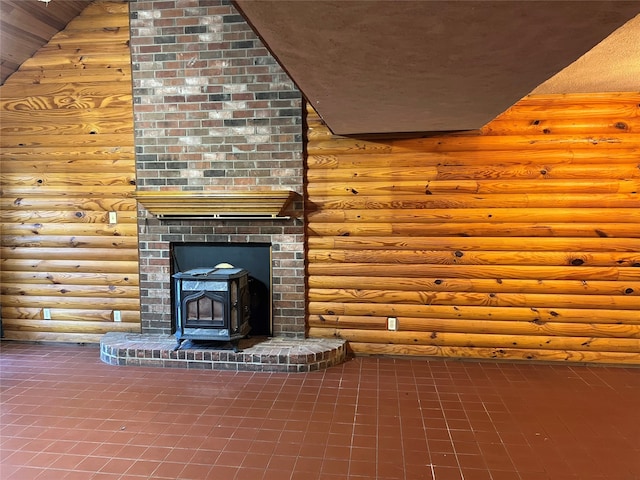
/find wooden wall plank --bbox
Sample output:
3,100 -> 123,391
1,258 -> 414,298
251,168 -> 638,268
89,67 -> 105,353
306,149 -> 640,167
307,222 -> 640,238
308,302 -> 640,324
0,133 -> 135,148
345,342 -> 640,365
0,115 -> 134,137
5,70 -> 132,85
21,61 -> 132,75
307,193 -> 640,209
307,289 -> 640,310
1,295 -> 139,310
0,1 -> 139,343
308,236 -> 640,252
1,247 -> 139,261
0,82 -> 132,102
308,249 -> 640,267
0,271 -> 138,286
307,163 -> 640,181
1,307 -> 139,322
0,222 -> 137,236
308,276 -> 639,296
1,259 -> 138,274
305,93 -> 640,364
0,145 -> 135,159
1,234 -> 137,249
308,316 -> 640,336
0,198 -> 137,212
306,179 -> 640,196
308,263 -> 640,281
309,328 -> 640,353
1,319 -> 138,334
1,159 -> 135,173
0,211 -> 137,224
308,208 -> 640,224
2,186 -> 136,197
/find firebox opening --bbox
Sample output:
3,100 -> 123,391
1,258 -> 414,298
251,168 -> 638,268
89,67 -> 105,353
170,243 -> 272,337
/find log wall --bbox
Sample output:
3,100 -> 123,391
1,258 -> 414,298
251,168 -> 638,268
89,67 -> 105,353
0,1 -> 139,343
306,93 -> 640,364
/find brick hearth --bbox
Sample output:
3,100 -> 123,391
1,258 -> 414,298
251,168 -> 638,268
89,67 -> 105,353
100,333 -> 347,372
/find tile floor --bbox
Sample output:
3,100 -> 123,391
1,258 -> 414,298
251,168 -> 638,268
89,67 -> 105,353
1,341 -> 639,480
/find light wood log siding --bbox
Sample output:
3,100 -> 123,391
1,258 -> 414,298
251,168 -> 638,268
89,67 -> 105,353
305,93 -> 640,364
0,1 -> 139,343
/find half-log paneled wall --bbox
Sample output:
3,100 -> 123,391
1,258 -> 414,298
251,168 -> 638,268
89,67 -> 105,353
0,1 -> 140,343
306,93 -> 640,364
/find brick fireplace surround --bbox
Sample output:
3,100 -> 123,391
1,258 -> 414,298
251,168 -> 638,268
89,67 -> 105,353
100,0 -> 347,371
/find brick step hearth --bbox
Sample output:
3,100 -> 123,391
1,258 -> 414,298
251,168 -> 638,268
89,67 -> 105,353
100,332 -> 347,372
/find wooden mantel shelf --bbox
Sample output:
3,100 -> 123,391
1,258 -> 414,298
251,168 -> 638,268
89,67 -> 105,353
134,190 -> 296,219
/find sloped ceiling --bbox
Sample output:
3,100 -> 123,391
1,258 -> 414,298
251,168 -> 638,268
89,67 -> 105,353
533,12 -> 640,95
235,0 -> 640,135
0,0 -> 91,85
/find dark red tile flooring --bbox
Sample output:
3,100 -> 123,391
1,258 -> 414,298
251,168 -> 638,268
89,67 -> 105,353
1,341 -> 639,480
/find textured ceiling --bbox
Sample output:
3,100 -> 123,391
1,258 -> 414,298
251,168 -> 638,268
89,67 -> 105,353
533,13 -> 640,95
235,1 -> 640,135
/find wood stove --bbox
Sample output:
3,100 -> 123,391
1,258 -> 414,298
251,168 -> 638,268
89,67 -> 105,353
172,266 -> 251,350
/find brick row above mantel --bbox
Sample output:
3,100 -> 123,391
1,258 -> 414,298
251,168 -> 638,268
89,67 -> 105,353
134,190 -> 297,220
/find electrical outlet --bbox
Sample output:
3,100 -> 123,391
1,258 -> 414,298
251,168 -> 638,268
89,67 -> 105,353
387,316 -> 398,331
109,211 -> 117,224
113,310 -> 121,322
43,308 -> 51,320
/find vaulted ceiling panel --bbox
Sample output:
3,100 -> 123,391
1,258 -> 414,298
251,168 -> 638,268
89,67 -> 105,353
0,0 -> 91,85
235,1 -> 640,134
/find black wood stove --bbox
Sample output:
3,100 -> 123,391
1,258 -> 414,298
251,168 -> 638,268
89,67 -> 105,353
172,266 -> 251,350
